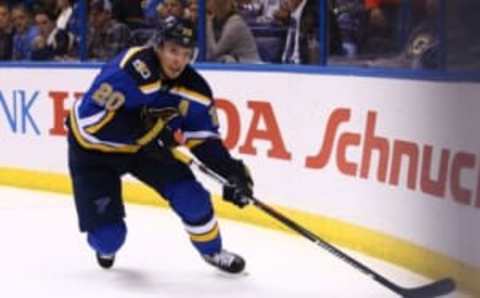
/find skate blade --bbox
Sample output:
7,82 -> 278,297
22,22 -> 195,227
214,269 -> 250,279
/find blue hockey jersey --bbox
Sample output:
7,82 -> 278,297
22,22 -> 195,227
69,46 -> 220,153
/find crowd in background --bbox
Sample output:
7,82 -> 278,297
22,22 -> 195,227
0,0 -> 478,70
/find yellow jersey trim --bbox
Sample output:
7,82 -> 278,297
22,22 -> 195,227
185,139 -> 204,149
136,118 -> 165,145
171,86 -> 211,106
85,111 -> 116,134
120,46 -> 145,68
139,80 -> 161,94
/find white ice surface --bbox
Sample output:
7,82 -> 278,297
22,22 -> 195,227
0,186 -> 469,298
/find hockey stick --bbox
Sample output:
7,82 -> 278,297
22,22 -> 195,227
172,149 -> 456,298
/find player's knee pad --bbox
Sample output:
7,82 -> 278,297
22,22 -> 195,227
162,179 -> 213,224
87,220 -> 127,255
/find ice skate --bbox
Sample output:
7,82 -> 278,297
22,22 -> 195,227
96,252 -> 115,269
202,249 -> 245,274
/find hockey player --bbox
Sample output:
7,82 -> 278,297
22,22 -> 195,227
66,16 -> 253,274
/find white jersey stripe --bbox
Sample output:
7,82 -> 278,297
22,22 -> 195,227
184,217 -> 217,235
73,100 -> 130,148
77,108 -> 107,127
183,131 -> 220,140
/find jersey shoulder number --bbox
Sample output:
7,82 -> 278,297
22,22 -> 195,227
132,58 -> 151,79
120,47 -> 160,88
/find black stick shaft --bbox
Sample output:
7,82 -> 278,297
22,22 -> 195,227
182,153 -> 455,298
249,197 -> 404,294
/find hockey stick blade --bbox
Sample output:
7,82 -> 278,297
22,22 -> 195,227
251,197 -> 457,298
172,150 -> 457,298
398,278 -> 455,298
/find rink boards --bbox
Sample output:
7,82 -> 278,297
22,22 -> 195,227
0,66 -> 478,295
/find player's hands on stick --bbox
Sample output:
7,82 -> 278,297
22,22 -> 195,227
223,160 -> 253,208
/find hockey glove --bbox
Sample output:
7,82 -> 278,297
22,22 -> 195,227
223,160 -> 253,208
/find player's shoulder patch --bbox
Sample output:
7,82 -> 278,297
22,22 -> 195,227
120,47 -> 161,93
171,65 -> 213,106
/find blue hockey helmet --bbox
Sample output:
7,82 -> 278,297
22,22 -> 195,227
155,16 -> 196,48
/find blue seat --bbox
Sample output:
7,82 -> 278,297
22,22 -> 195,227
251,25 -> 287,63
255,36 -> 285,63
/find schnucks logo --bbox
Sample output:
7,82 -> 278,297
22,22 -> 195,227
305,108 -> 480,209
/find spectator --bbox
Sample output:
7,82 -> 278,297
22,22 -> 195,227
158,0 -> 184,20
272,0 -> 290,25
365,0 -> 396,29
143,0 -> 163,25
365,0 -> 440,69
184,0 -> 197,26
258,0 -> 281,23
31,8 -> 73,60
0,1 -> 13,60
280,0 -> 342,64
130,0 -> 182,46
53,0 -> 81,58
146,0 -> 184,27
333,0 -> 368,57
11,3 -> 38,60
362,0 -> 401,55
127,0 -> 173,47
236,0 -> 262,20
206,0 -> 261,63
111,0 -> 147,29
88,0 -> 130,61
56,0 -> 73,30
